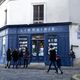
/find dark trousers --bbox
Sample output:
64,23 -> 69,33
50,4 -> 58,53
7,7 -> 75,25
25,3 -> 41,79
71,58 -> 75,66
57,66 -> 63,74
18,57 -> 23,67
13,60 -> 18,68
23,59 -> 28,68
47,60 -> 58,73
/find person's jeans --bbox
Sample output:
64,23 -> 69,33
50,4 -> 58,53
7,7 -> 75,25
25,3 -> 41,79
23,58 -> 28,68
13,60 -> 18,68
18,57 -> 23,67
5,61 -> 11,68
47,60 -> 58,73
57,66 -> 63,74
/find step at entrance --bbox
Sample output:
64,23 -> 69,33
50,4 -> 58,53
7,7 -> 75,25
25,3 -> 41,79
28,63 -> 46,69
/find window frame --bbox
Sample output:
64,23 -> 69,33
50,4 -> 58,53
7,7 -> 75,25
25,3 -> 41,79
33,4 -> 44,23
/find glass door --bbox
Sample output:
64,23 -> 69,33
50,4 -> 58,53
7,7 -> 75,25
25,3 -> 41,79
32,35 -> 44,62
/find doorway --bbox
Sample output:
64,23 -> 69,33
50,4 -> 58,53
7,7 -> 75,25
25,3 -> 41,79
32,35 -> 44,62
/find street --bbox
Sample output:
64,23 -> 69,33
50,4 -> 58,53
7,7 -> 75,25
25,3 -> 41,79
0,66 -> 80,80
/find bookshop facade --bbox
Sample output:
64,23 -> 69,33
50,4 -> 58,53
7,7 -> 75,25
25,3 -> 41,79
0,23 -> 71,66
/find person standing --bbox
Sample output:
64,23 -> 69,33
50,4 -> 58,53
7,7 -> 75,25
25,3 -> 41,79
70,49 -> 75,66
18,48 -> 23,67
47,45 -> 58,73
5,48 -> 12,68
12,49 -> 19,68
56,55 -> 63,74
23,47 -> 30,68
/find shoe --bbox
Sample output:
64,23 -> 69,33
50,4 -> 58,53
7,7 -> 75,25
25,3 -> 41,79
8,66 -> 10,68
5,66 -> 7,68
55,72 -> 58,74
12,66 -> 14,68
16,67 -> 18,69
26,66 -> 28,68
61,72 -> 63,74
46,70 -> 49,73
23,66 -> 25,68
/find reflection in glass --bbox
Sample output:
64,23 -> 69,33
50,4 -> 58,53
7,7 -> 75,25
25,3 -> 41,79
51,39 -> 54,42
48,39 -> 50,42
38,41 -> 44,56
32,35 -> 44,40
32,35 -> 44,57
32,44 -> 37,56
54,38 -> 57,42
39,47 -> 44,56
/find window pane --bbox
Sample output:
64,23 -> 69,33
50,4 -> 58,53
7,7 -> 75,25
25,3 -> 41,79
39,5 -> 44,20
33,5 -> 38,20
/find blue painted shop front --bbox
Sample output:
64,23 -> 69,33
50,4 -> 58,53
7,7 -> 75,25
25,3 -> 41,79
0,23 -> 71,66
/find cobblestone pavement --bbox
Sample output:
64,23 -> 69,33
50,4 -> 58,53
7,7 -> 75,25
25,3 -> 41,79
0,66 -> 80,80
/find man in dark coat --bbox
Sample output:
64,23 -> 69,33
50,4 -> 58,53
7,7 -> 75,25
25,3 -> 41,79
12,49 -> 19,68
47,45 -> 58,73
5,48 -> 12,68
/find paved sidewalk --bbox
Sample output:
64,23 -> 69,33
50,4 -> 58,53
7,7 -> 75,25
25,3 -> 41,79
0,63 -> 80,80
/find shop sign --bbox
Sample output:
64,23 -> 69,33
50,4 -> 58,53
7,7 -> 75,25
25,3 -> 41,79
19,27 -> 55,33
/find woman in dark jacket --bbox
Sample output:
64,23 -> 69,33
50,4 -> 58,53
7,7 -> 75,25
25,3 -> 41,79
56,55 -> 63,74
5,48 -> 12,68
47,45 -> 58,73
23,47 -> 30,68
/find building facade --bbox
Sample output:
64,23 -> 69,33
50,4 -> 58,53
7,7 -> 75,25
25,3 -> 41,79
0,23 -> 70,66
0,0 -> 80,65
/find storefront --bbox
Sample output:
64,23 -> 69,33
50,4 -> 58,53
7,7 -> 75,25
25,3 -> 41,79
0,23 -> 71,66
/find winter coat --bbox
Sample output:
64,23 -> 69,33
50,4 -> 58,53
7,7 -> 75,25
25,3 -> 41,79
56,55 -> 62,67
6,50 -> 12,61
12,50 -> 19,61
23,50 -> 30,59
49,49 -> 56,61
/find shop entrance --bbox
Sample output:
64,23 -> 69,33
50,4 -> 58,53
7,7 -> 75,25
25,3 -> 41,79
32,35 -> 44,62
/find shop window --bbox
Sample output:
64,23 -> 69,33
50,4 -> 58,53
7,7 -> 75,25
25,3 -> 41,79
48,35 -> 58,54
32,35 -> 44,56
18,35 -> 28,52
